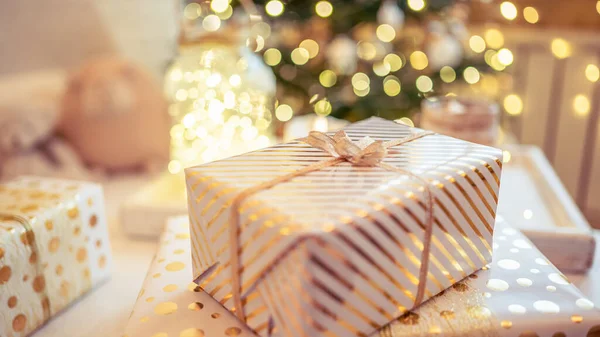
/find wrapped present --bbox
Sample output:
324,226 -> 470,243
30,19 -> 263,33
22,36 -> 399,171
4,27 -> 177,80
185,116 -> 504,336
0,176 -> 111,337
123,216 -> 600,337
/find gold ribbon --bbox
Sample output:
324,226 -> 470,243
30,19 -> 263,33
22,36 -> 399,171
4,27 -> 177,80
229,129 -> 435,322
0,212 -> 52,321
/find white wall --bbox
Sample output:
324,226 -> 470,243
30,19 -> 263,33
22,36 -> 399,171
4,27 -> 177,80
0,0 -> 178,78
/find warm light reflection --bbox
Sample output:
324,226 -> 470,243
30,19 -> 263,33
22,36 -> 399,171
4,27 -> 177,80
291,48 -> 310,65
384,54 -> 403,71
210,0 -> 229,13
497,48 -> 514,66
314,99 -> 333,116
300,40 -> 319,58
352,72 -> 370,91
396,117 -> 414,127
263,48 -> 282,66
202,15 -> 221,32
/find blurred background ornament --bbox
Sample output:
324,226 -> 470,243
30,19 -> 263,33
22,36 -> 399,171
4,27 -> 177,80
60,56 -> 170,172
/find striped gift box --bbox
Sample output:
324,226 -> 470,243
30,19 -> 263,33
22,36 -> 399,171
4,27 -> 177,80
184,116 -> 503,337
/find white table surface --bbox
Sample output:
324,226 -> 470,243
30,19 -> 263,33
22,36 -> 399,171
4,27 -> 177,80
33,175 -> 600,337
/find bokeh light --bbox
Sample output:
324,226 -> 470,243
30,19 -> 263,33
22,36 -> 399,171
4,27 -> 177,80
397,117 -> 414,127
210,0 -> 229,13
410,51 -> 429,70
202,15 -> 221,32
408,0 -> 426,11
373,62 -> 391,77
383,76 -> 401,96
291,48 -> 310,65
384,54 -> 403,71
469,35 -> 486,53
315,1 -> 334,18
263,48 -> 282,66
497,48 -> 514,66
551,38 -> 572,59
299,39 -> 320,58
463,67 -> 480,84
500,2 -> 518,20
314,99 -> 333,116
184,3 -> 201,20
440,66 -> 456,83
573,95 -> 591,117
376,24 -> 396,43
585,64 -> 600,82
319,70 -> 337,87
352,72 -> 370,91
504,94 -> 523,115
416,75 -> 433,92
523,7 -> 539,24
357,41 -> 377,60
275,104 -> 293,121
265,0 -> 284,17
484,29 -> 504,49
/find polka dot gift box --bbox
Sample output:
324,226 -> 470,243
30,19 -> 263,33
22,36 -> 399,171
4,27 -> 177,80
0,176 -> 111,337
124,216 -> 599,337
185,116 -> 504,337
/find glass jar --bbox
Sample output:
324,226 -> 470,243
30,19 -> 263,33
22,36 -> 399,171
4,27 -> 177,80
164,33 -> 276,173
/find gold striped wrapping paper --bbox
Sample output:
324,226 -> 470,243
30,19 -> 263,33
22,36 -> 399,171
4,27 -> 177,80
185,117 -> 503,337
124,216 -> 600,337
0,176 -> 112,337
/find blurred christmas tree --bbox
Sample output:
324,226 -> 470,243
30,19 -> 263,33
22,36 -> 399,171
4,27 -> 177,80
182,0 -> 510,124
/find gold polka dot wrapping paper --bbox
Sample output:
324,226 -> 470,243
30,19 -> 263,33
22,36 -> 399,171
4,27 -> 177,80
184,117 -> 504,337
0,176 -> 112,337
124,216 -> 600,337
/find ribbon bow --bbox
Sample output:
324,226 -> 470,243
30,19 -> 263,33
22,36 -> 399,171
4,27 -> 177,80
300,130 -> 435,167
228,127 -> 436,322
